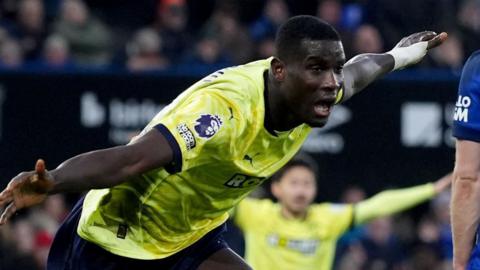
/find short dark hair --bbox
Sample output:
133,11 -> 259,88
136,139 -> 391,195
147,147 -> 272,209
275,15 -> 340,63
271,153 -> 319,183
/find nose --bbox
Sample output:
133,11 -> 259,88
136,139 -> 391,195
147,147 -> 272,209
321,70 -> 340,92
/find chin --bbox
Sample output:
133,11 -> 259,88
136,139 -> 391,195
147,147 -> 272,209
306,117 -> 329,128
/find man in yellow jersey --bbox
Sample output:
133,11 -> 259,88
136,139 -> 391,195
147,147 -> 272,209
0,15 -> 446,270
234,156 -> 452,270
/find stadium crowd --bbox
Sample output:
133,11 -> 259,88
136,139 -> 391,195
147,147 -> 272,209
0,0 -> 475,72
0,0 -> 464,269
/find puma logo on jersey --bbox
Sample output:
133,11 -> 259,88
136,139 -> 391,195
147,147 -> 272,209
454,95 -> 471,123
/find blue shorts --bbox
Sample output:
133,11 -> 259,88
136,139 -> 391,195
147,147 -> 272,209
47,198 -> 229,270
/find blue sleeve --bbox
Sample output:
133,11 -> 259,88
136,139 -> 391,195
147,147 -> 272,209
453,50 -> 480,143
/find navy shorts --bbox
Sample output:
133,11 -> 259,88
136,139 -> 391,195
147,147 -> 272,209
47,198 -> 229,270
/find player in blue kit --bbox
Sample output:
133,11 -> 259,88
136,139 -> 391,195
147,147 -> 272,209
451,51 -> 480,270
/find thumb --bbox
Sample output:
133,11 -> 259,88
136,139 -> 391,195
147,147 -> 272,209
33,159 -> 46,182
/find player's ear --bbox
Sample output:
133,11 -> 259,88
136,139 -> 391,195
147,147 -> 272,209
271,181 -> 281,199
271,58 -> 286,82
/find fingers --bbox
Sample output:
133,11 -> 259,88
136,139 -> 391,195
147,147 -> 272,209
427,32 -> 448,50
0,189 -> 12,208
420,32 -> 437,42
0,202 -> 17,225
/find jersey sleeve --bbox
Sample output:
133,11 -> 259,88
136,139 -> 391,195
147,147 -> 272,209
154,91 -> 241,173
314,203 -> 354,238
453,51 -> 480,143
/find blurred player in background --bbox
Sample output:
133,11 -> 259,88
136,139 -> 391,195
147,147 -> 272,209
0,16 -> 445,270
451,51 -> 480,270
234,155 -> 452,270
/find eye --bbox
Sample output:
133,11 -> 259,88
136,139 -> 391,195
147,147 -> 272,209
334,66 -> 344,74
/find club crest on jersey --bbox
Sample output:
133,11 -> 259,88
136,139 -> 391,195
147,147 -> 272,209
194,114 -> 223,139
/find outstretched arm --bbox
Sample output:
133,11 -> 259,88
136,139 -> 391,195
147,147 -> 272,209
451,140 -> 480,270
341,31 -> 448,102
353,173 -> 451,225
0,129 -> 173,224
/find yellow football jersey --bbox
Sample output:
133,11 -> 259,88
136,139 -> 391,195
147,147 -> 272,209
235,198 -> 354,270
76,58 -> 313,259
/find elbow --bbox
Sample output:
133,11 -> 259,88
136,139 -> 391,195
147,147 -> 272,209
454,169 -> 479,184
453,169 -> 480,199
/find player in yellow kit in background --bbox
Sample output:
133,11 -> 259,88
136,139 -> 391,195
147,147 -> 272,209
0,16 -> 446,270
234,156 -> 452,270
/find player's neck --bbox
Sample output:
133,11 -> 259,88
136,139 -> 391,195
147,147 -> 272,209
265,71 -> 302,132
280,205 -> 308,220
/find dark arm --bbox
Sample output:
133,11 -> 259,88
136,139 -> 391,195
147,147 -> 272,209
0,129 -> 173,224
50,129 -> 173,193
341,31 -> 447,102
342,53 -> 394,101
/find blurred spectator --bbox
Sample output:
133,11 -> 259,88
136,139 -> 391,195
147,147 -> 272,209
432,191 -> 453,261
10,0 -> 46,60
341,185 -> 367,204
316,0 -> 356,57
154,0 -> 191,63
352,24 -> 384,55
0,221 -> 37,269
182,37 -> 231,67
457,0 -> 480,58
365,0 -> 457,50
33,231 -> 53,270
409,243 -> 443,270
337,242 -> 367,270
0,38 -> 23,68
250,0 -> 289,42
359,216 -> 407,269
429,33 -> 464,70
126,28 -> 169,72
54,0 -> 112,67
201,1 -> 254,64
255,37 -> 276,59
13,219 -> 36,255
33,34 -> 74,69
317,0 -> 342,27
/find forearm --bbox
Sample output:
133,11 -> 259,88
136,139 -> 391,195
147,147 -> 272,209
354,183 -> 435,225
342,53 -> 394,101
452,172 -> 480,268
343,40 -> 429,101
49,146 -> 140,193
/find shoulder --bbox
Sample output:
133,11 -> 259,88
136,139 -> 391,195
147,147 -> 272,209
460,50 -> 480,95
199,58 -> 272,102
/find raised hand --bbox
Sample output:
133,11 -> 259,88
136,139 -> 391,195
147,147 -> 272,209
0,159 -> 54,224
394,31 -> 448,50
433,172 -> 452,194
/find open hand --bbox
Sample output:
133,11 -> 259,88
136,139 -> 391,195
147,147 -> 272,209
395,31 -> 448,50
0,159 -> 54,225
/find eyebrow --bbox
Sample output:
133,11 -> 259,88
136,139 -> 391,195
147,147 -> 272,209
305,56 -> 345,65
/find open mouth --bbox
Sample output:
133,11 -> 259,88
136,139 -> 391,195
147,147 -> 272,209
314,98 -> 336,117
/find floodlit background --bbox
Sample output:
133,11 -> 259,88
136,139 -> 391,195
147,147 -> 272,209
0,0 -> 471,269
